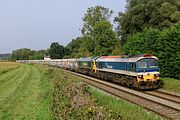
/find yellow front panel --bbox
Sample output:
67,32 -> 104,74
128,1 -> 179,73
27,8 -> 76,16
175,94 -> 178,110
143,74 -> 154,81
137,73 -> 159,82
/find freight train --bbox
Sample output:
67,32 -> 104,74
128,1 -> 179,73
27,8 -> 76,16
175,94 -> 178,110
17,54 -> 162,90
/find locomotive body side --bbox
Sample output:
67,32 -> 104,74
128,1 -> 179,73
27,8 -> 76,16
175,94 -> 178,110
95,54 -> 161,89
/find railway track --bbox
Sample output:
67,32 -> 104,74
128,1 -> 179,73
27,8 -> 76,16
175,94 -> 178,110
64,70 -> 180,120
143,90 -> 180,105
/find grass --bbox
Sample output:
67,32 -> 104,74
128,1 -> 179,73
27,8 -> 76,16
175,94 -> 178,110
89,88 -> 162,120
0,62 -> 20,75
0,63 -> 52,120
48,67 -> 163,120
0,63 -> 167,119
161,77 -> 180,93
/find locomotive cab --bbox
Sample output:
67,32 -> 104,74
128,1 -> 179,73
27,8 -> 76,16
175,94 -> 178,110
136,58 -> 160,80
134,55 -> 161,89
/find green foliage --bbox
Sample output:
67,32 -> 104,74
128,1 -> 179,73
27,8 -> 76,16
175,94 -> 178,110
82,5 -> 113,35
93,21 -> 120,56
115,0 -> 180,44
155,22 -> 180,78
123,22 -> 180,79
11,48 -> 46,61
66,6 -> 121,58
66,20 -> 121,57
30,50 -> 47,60
11,48 -> 32,60
49,42 -> 65,59
65,37 -> 85,58
123,28 -> 160,55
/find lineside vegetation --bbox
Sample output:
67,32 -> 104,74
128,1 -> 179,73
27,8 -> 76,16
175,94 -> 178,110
48,66 -> 162,120
161,77 -> 180,92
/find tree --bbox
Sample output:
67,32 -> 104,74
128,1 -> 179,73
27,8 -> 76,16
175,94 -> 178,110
65,37 -> 84,58
123,28 -> 160,55
11,48 -> 34,60
29,50 -> 45,60
92,21 -> 120,56
66,6 -> 121,57
82,5 -> 113,35
155,22 -> 180,79
115,0 -> 180,45
49,42 -> 65,59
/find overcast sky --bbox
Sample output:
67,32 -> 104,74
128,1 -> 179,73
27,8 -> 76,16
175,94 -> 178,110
0,0 -> 126,53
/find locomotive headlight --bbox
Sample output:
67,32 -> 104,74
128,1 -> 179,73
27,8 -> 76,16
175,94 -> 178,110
154,74 -> 159,77
138,75 -> 143,78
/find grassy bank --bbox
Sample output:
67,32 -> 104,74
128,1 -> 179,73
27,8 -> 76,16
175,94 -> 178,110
161,77 -> 180,93
89,88 -> 162,120
49,67 -> 162,120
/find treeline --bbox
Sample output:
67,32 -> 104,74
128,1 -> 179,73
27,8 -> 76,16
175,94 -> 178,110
65,0 -> 180,59
11,42 -> 68,60
11,0 -> 180,79
11,49 -> 48,61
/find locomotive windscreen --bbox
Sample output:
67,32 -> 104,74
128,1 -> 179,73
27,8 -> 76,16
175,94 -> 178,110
137,58 -> 159,72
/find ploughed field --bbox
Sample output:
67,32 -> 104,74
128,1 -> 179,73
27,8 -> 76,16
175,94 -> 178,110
0,62 -> 163,120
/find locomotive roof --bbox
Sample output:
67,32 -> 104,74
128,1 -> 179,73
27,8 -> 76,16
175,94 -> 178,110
96,54 -> 158,62
78,57 -> 94,61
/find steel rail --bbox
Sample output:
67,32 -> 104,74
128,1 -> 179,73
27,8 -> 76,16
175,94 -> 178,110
143,90 -> 180,105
